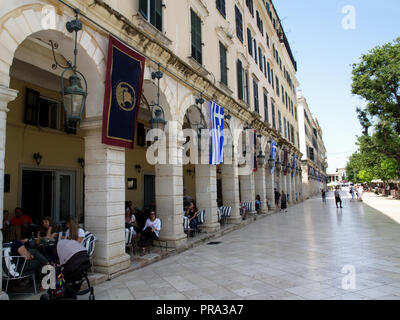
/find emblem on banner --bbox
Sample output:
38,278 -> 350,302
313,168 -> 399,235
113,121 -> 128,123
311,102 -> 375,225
116,82 -> 136,111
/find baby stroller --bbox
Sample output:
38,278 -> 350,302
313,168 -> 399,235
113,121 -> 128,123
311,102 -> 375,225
40,251 -> 95,300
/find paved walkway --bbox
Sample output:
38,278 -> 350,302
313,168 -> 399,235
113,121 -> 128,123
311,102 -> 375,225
362,192 -> 400,225
87,191 -> 400,300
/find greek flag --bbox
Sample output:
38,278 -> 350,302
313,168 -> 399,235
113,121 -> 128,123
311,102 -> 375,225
209,101 -> 224,165
270,140 -> 277,175
293,155 -> 297,177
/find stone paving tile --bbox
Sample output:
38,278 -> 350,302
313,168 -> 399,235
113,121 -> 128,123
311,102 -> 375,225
79,193 -> 400,300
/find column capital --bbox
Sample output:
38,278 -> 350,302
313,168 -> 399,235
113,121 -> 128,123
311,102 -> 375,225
80,116 -> 103,132
0,86 -> 18,111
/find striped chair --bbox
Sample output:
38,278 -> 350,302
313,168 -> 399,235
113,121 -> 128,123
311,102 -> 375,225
125,226 -> 135,256
242,201 -> 257,220
82,231 -> 96,272
218,206 -> 232,225
183,216 -> 190,238
197,210 -> 206,225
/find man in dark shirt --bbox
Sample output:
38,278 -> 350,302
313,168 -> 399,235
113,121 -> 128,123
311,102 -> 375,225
274,188 -> 280,208
10,240 -> 48,276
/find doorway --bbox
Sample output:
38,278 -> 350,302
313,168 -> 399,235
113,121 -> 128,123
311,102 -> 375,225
143,174 -> 155,209
21,168 -> 76,224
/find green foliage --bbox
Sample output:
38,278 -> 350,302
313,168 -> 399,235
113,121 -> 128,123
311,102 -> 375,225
357,170 -> 372,183
350,38 -> 400,177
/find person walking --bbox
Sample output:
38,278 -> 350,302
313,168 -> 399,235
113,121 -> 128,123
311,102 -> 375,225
358,185 -> 364,202
274,188 -> 280,208
334,188 -> 343,208
321,189 -> 327,204
280,191 -> 287,213
349,186 -> 355,201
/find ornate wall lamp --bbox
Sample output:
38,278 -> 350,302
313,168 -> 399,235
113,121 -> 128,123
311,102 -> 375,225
135,165 -> 142,173
149,63 -> 167,141
33,153 -> 42,166
77,158 -> 85,168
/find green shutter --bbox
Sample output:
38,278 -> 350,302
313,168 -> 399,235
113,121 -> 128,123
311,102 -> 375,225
24,88 -> 40,125
220,42 -> 227,85
139,0 -> 148,19
191,9 -> 202,64
264,93 -> 269,123
247,28 -> 252,56
237,60 -> 243,100
154,0 -> 162,31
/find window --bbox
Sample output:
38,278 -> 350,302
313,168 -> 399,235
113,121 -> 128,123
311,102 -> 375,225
271,68 -> 274,89
264,93 -> 269,123
246,0 -> 254,17
278,110 -> 282,134
253,78 -> 259,113
263,56 -> 267,77
284,117 -> 287,138
237,59 -> 243,101
276,76 -> 279,96
191,9 -> 202,64
253,39 -> 257,63
266,33 -> 270,48
281,86 -> 284,104
139,0 -> 163,31
256,11 -> 263,35
258,47 -> 263,71
24,87 -> 75,134
219,42 -> 228,85
291,125 -> 295,145
244,70 -> 250,104
247,28 -> 253,56
216,0 -> 226,18
271,102 -> 276,129
235,6 -> 243,42
267,62 -> 271,84
295,106 -> 297,120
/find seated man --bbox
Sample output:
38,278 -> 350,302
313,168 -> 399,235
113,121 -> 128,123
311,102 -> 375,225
10,207 -> 33,239
10,238 -> 49,283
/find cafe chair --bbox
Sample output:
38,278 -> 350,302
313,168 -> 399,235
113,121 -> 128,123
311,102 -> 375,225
82,231 -> 96,273
2,245 -> 37,295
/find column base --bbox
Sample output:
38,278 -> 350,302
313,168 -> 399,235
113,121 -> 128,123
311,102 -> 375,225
227,216 -> 243,225
159,234 -> 188,249
0,292 -> 9,300
200,222 -> 221,233
93,253 -> 131,277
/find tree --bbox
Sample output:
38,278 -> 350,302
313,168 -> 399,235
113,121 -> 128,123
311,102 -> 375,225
352,38 -> 400,175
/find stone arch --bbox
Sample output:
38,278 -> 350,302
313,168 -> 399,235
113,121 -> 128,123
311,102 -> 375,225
0,3 -> 107,87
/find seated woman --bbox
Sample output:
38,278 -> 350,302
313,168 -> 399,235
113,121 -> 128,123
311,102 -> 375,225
185,200 -> 198,237
139,211 -> 161,256
63,217 -> 85,243
255,195 -> 261,213
36,217 -> 59,262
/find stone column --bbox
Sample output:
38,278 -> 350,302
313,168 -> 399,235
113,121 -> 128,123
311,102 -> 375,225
240,172 -> 256,205
286,173 -> 292,204
254,165 -> 268,213
222,160 -> 241,224
291,174 -> 296,204
81,118 -> 130,277
155,124 -> 187,247
0,86 -> 18,300
196,164 -> 220,233
265,167 -> 275,210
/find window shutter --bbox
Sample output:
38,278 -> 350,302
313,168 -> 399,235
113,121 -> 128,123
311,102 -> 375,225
237,60 -> 243,100
235,6 -> 243,42
139,0 -> 148,19
253,39 -> 257,63
247,28 -> 252,56
264,94 -> 269,123
253,79 -> 259,113
24,88 -> 40,125
191,9 -> 202,64
154,0 -> 163,31
220,42 -> 227,85
137,122 -> 146,147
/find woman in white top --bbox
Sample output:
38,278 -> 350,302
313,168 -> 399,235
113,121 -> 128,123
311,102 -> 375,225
63,217 -> 85,243
139,211 -> 161,256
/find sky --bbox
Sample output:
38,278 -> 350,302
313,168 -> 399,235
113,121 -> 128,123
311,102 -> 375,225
273,0 -> 400,174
